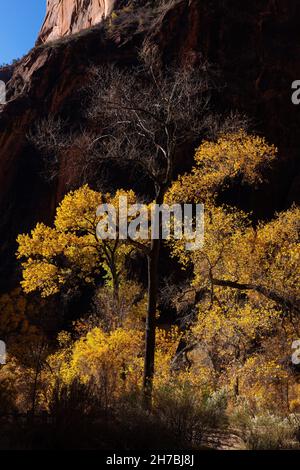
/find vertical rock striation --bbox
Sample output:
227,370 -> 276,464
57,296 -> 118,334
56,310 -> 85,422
38,0 -> 116,43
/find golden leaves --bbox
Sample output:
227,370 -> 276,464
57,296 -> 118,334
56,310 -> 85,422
166,130 -> 277,205
16,185 -> 140,297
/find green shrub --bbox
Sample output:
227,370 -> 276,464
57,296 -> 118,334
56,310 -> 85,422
235,409 -> 297,450
154,383 -> 228,447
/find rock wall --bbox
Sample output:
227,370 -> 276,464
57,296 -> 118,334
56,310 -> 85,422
38,0 -> 116,43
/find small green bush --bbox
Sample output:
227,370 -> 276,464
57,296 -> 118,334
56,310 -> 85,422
154,383 -> 228,447
247,413 -> 296,449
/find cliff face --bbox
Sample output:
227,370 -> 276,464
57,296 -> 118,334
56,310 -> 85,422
38,0 -> 116,44
0,0 -> 300,289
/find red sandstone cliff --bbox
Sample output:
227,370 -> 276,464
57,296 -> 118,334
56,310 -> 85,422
38,0 -> 116,44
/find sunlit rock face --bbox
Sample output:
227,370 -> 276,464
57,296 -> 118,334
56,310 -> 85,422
38,0 -> 116,43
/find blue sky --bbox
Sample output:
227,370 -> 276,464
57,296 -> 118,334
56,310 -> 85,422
0,1 -> 46,64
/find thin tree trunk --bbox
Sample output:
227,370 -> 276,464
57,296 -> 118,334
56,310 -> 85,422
143,238 -> 160,408
31,338 -> 45,419
143,189 -> 164,408
109,250 -> 120,317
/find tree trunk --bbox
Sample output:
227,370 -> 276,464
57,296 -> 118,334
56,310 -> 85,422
109,250 -> 120,314
30,338 -> 45,419
143,238 -> 160,408
143,188 -> 164,408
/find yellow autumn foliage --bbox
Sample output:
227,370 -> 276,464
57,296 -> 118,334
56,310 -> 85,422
17,185 -> 140,297
166,130 -> 277,204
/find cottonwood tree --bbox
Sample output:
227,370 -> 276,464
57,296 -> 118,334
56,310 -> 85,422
17,186 -> 139,307
187,205 -> 300,404
166,134 -> 300,400
81,63 -> 222,405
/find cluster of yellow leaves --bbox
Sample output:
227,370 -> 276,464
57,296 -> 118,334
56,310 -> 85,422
55,185 -> 137,234
17,185 -> 139,297
17,224 -> 98,296
188,288 -> 297,409
254,207 -> 300,301
192,289 -> 281,380
196,130 -> 277,185
66,328 -> 142,387
170,203 -> 250,272
45,325 -> 184,407
171,204 -> 300,308
238,356 -> 290,408
55,185 -> 102,233
193,291 -> 280,347
166,130 -> 277,204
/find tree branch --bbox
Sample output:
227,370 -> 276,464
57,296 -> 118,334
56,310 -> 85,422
212,278 -> 300,314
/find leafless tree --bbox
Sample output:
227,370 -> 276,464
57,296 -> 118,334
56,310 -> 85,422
82,62 -> 218,406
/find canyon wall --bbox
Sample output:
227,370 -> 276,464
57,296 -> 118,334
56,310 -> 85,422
38,0 -> 116,43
